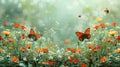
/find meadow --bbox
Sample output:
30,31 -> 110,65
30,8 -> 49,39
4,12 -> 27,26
0,0 -> 120,67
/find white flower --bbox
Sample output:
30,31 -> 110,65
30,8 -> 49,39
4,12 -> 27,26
23,57 -> 27,61
60,65 -> 65,67
58,55 -> 62,58
33,57 -> 36,61
40,37 -> 46,41
115,57 -> 120,61
68,56 -> 70,59
19,63 -> 25,67
49,56 -> 53,60
56,50 -> 60,53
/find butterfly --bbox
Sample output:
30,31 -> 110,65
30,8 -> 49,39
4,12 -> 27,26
28,29 -> 41,41
104,8 -> 109,14
75,28 -> 91,41
78,15 -> 81,18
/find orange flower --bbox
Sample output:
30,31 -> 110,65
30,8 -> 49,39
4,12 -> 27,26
67,48 -> 72,51
37,48 -> 43,53
116,35 -> 120,41
96,18 -> 102,22
100,23 -> 106,28
43,48 -> 49,53
104,38 -> 112,42
48,61 -> 54,66
93,46 -> 101,52
0,48 -> 4,53
14,23 -> 20,28
46,60 -> 55,66
101,56 -> 107,63
41,61 -> 46,65
0,35 -> 3,40
81,63 -> 87,67
12,56 -> 19,63
21,34 -> 25,39
74,60 -> 79,64
71,49 -> 75,53
64,39 -> 70,44
88,44 -> 94,49
50,43 -> 54,47
67,48 -> 76,53
76,48 -> 82,53
3,21 -> 8,26
115,48 -> 120,53
69,58 -> 73,64
94,25 -> 99,30
20,25 -> 26,30
112,22 -> 117,26
8,38 -> 14,42
97,46 -> 101,50
2,31 -> 10,36
71,49 -> 76,53
26,44 -> 32,49
109,31 -> 117,36
21,48 -> 26,52
93,48 -> 97,52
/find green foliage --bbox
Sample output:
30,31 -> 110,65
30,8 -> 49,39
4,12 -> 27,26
0,0 -> 120,67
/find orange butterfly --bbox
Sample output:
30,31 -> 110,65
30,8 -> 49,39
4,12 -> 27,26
28,29 -> 41,41
104,8 -> 109,14
75,28 -> 91,41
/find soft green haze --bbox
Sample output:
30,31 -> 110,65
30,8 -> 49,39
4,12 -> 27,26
0,0 -> 120,42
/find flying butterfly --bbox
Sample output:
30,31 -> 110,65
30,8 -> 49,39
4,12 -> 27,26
28,29 -> 41,41
78,15 -> 81,18
75,28 -> 91,41
104,8 -> 109,14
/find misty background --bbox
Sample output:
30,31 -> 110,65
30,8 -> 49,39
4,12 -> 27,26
0,0 -> 120,43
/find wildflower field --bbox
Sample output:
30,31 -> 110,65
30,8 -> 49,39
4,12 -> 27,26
0,0 -> 120,67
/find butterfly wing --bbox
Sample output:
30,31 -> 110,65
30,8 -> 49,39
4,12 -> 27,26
84,28 -> 90,34
35,34 -> 41,39
104,8 -> 109,14
84,28 -> 91,39
76,28 -> 91,41
87,34 -> 91,39
79,36 -> 84,41
34,34 -> 41,41
75,32 -> 83,37
30,29 -> 35,35
75,32 -> 84,41
28,29 -> 36,39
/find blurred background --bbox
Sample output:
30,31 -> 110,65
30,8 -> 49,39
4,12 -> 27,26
0,0 -> 120,43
